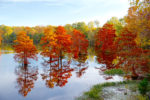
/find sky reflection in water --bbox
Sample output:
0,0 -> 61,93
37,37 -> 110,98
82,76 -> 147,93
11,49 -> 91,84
0,53 -> 123,100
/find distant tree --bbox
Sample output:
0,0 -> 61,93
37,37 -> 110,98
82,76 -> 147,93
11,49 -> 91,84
72,22 -> 89,38
0,29 -> 3,45
88,21 -> 98,46
0,25 -> 13,43
107,17 -> 124,36
64,24 -> 73,34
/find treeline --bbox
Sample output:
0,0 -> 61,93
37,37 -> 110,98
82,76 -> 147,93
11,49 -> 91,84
0,18 -> 125,46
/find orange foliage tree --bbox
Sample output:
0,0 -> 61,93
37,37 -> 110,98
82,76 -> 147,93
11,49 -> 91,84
71,29 -> 88,59
40,26 -> 73,88
95,24 -> 117,69
40,26 -> 56,60
54,26 -> 72,57
13,31 -> 37,65
115,28 -> 150,78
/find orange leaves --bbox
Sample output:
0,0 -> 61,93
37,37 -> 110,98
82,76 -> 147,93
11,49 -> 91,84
40,26 -> 56,58
13,31 -> 37,64
41,26 -> 72,58
71,29 -> 88,59
55,26 -> 72,54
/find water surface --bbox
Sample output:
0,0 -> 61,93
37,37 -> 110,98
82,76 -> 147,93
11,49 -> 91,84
0,52 -> 122,100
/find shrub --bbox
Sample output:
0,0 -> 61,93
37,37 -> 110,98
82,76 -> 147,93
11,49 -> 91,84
138,78 -> 149,95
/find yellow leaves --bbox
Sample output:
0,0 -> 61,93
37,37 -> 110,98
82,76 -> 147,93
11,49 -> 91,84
3,26 -> 13,36
135,34 -> 141,46
112,56 -> 119,65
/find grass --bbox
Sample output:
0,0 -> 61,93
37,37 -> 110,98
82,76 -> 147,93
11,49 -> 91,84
76,81 -> 135,100
104,68 -> 124,75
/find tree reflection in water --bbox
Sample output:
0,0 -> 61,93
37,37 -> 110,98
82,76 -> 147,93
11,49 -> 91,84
41,56 -> 74,88
73,53 -> 88,78
15,64 -> 38,97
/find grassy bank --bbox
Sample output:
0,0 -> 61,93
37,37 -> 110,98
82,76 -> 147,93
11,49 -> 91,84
76,80 -> 150,100
104,68 -> 124,75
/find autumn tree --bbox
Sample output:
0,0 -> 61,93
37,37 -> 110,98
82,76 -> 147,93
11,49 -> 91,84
88,21 -> 98,46
13,31 -> 37,65
107,17 -> 124,36
0,25 -> 13,43
41,26 -> 73,87
40,26 -> 56,61
95,23 -> 117,69
115,28 -> 150,78
64,24 -> 73,34
0,29 -> 3,45
125,0 -> 150,48
71,29 -> 88,59
72,22 -> 89,38
54,26 -> 72,57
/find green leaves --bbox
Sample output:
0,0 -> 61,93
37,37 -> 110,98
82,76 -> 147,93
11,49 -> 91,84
138,78 -> 149,95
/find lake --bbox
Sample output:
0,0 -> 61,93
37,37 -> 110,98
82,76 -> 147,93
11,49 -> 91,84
0,50 -> 123,100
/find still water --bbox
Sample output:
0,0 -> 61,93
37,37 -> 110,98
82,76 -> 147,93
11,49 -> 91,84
0,51 -> 122,100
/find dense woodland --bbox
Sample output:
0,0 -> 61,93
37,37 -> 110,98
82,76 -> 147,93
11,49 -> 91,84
0,0 -> 150,79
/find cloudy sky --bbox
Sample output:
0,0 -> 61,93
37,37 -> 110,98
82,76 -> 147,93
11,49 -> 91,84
0,0 -> 130,26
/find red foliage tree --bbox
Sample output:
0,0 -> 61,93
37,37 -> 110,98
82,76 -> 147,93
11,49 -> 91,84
95,24 -> 117,69
71,29 -> 88,59
115,28 -> 150,78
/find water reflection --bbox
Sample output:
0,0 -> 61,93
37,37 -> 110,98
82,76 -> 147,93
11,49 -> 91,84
41,56 -> 74,88
73,53 -> 88,78
95,48 -> 116,70
15,64 -> 38,97
0,42 -> 124,100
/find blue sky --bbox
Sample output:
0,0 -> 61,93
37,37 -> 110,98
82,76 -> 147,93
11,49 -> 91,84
0,0 -> 130,26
